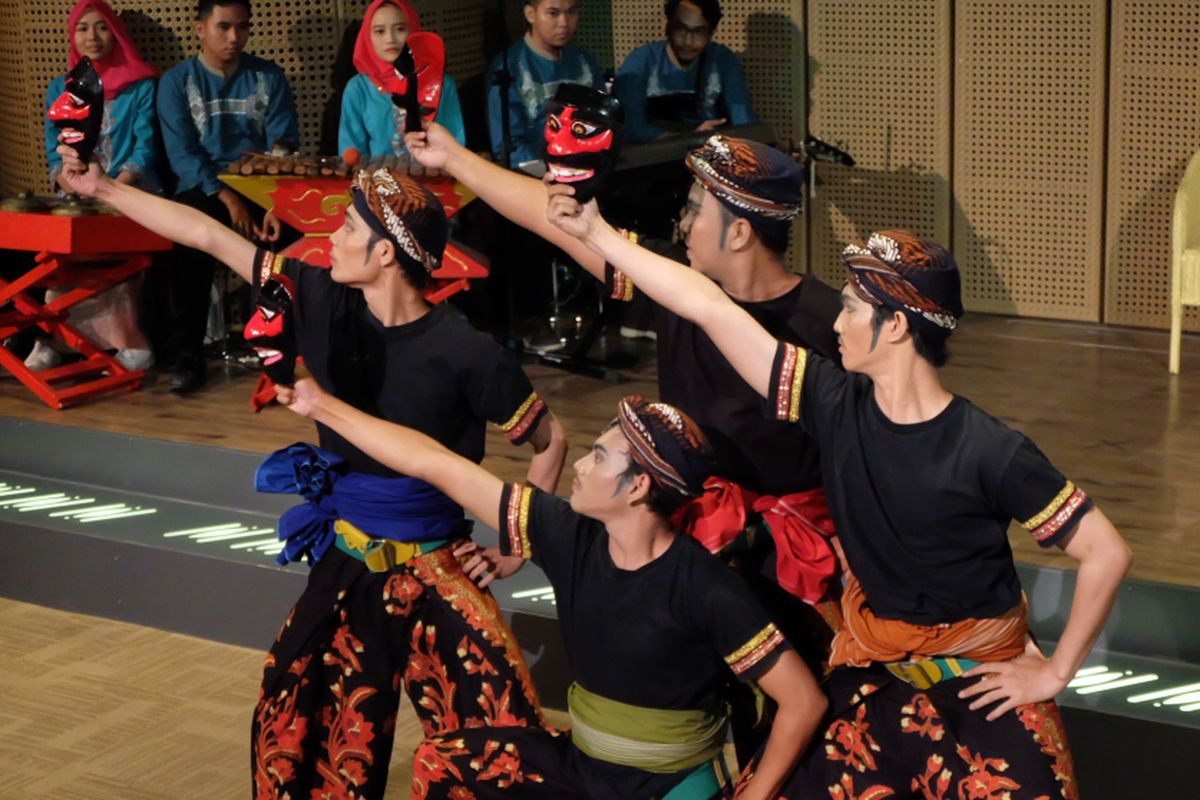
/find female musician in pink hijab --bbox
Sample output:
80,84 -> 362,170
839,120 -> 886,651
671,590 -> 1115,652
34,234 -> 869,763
32,0 -> 159,371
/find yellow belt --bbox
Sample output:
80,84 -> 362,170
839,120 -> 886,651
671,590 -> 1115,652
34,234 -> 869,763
333,519 -> 448,573
884,657 -> 979,690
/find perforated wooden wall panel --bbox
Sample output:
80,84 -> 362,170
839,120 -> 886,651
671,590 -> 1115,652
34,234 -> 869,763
575,0 -> 614,74
1105,1 -> 1200,331
0,0 -> 35,193
805,0 -> 951,288
953,1 -> 1105,321
0,0 -> 492,194
612,1 -> 808,271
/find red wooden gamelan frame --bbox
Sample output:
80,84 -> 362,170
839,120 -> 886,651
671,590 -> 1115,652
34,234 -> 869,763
0,211 -> 171,409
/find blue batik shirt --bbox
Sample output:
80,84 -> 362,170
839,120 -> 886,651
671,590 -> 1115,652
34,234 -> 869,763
338,72 -> 466,159
486,37 -> 603,165
614,40 -> 756,144
157,54 -> 300,195
45,76 -> 160,193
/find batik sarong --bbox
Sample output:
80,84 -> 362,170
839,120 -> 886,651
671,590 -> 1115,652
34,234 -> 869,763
251,546 -> 546,800
736,665 -> 1078,800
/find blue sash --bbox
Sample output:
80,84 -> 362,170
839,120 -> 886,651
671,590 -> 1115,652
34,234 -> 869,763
255,442 -> 466,566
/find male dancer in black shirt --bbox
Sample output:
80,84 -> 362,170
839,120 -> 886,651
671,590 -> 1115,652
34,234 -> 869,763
54,147 -> 569,800
546,188 -> 1131,798
277,378 -> 827,800
408,126 -> 844,662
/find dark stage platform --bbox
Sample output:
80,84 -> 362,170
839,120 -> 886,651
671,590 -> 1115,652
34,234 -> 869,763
0,417 -> 1195,797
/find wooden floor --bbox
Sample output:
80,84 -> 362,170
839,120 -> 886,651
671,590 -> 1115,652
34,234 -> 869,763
2,312 -> 1197,586
0,598 -> 568,800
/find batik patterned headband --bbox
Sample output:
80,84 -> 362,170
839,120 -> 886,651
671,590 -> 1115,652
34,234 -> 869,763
351,168 -> 435,272
685,135 -> 802,222
616,396 -> 709,498
843,232 -> 958,331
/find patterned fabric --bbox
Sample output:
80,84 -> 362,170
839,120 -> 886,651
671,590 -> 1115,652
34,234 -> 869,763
685,135 -> 804,236
724,623 -> 785,677
830,572 -> 1028,669
1023,482 -> 1090,544
252,546 -> 545,800
767,342 -> 808,423
736,666 -> 1079,800
497,392 -> 547,445
502,482 -> 535,560
616,395 -> 715,500
843,230 -> 964,344
413,725 -> 590,799
351,167 -> 447,273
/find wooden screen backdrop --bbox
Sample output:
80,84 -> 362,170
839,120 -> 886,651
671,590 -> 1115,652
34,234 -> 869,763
1105,1 -> 1200,331
954,0 -> 1106,321
805,0 -> 951,289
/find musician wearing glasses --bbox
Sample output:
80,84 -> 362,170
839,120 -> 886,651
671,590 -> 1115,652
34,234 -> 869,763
614,0 -> 756,144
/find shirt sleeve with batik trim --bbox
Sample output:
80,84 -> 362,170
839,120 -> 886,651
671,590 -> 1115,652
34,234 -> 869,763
763,341 -> 850,438
998,437 -> 1094,548
249,247 -> 342,327
602,235 -> 687,304
460,338 -> 549,446
496,483 -> 588,582
705,563 -> 792,683
603,229 -> 641,303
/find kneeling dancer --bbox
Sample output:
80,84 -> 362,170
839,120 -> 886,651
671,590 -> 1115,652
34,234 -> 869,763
278,379 -> 828,800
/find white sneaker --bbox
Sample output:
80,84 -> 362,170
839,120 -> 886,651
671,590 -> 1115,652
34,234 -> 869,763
115,348 -> 154,371
23,341 -> 62,370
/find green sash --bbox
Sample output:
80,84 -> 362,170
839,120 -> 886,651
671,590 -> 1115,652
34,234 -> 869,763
567,682 -> 727,774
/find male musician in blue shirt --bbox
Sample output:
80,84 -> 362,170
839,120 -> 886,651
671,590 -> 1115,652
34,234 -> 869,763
615,0 -> 756,144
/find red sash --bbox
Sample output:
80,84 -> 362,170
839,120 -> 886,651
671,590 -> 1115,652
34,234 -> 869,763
673,477 -> 838,604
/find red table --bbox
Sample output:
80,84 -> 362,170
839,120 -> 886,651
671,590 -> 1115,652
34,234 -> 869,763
0,210 -> 171,409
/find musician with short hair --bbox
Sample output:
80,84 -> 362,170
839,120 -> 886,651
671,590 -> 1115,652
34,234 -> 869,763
614,0 -> 756,144
152,0 -> 299,393
486,0 -> 603,167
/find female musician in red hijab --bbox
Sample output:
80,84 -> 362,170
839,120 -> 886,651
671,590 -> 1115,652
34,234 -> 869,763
337,0 -> 466,159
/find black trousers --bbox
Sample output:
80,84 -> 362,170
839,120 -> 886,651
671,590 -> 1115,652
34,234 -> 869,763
141,189 -> 263,365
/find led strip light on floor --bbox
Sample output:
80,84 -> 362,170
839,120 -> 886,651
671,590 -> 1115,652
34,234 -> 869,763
3,476 -> 1197,727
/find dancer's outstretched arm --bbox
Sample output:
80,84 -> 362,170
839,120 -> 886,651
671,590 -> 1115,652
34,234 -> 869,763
55,145 -> 256,282
547,187 -> 779,397
277,378 -> 505,533
405,125 -> 605,279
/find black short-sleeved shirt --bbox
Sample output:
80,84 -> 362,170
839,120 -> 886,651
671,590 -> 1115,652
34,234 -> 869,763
765,343 -> 1094,625
253,250 -> 547,476
606,240 -> 841,495
498,484 -> 791,799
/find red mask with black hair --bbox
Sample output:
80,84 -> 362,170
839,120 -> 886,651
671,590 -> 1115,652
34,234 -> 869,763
391,32 -> 445,132
245,273 -> 298,385
48,57 -> 105,162
544,83 -> 623,204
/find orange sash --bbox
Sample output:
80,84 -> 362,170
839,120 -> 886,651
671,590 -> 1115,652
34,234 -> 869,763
830,571 -> 1028,668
